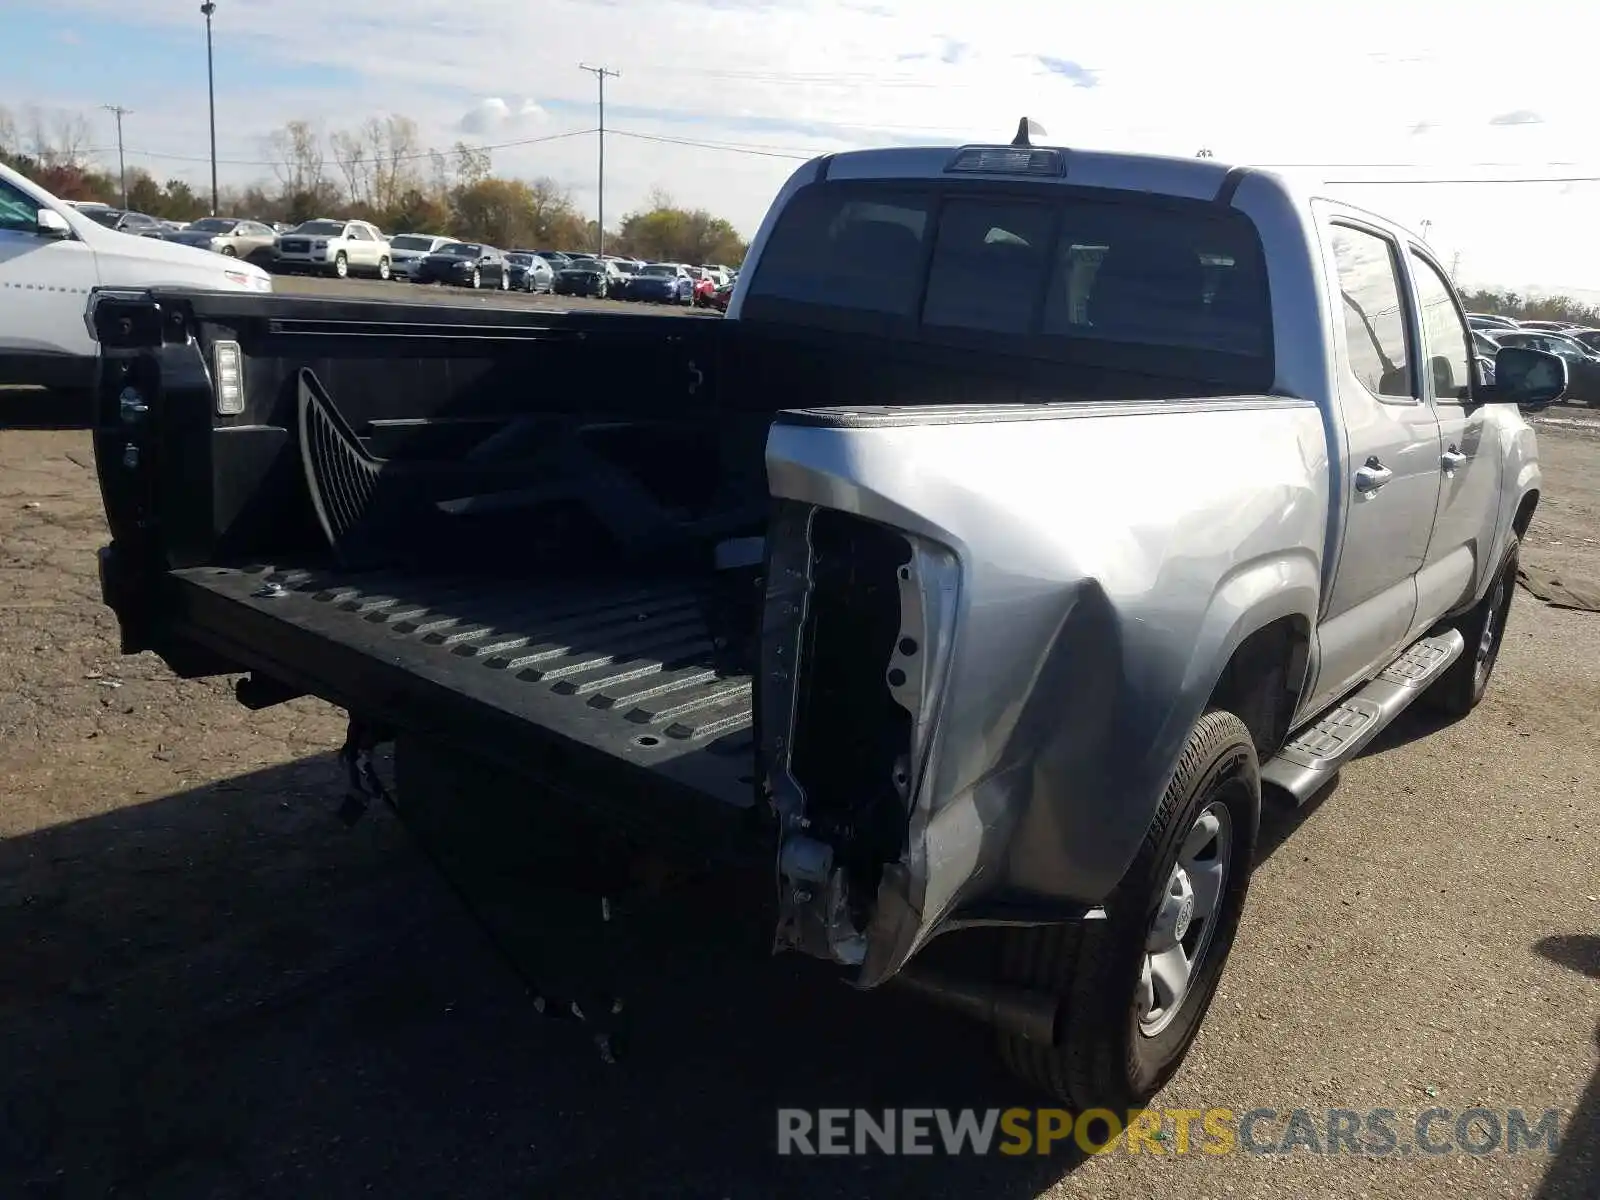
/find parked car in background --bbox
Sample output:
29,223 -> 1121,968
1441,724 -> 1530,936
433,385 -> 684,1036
552,256 -> 625,298
412,241 -> 510,289
1467,313 -> 1520,332
163,216 -> 278,263
0,158 -> 270,398
685,266 -> 717,306
387,233 -> 457,280
1492,329 -> 1600,403
706,279 -> 734,312
505,251 -> 555,293
1515,319 -> 1581,332
623,261 -> 694,304
530,249 -> 572,269
81,207 -> 168,239
1565,328 -> 1600,354
274,218 -> 391,279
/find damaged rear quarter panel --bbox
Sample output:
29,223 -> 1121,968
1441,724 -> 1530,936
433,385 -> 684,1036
765,399 -> 1328,985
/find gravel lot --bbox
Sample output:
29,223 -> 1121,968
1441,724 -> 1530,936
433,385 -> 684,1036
0,332 -> 1596,1198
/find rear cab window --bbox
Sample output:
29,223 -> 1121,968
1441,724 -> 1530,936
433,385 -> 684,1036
742,178 -> 1274,389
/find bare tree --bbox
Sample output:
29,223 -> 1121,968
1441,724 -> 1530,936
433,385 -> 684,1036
366,114 -> 422,211
330,127 -> 371,207
25,106 -> 92,167
452,141 -> 492,188
0,105 -> 17,157
267,120 -> 326,195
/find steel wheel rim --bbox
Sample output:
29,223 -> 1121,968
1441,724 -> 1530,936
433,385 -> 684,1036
1137,801 -> 1232,1038
1475,575 -> 1506,689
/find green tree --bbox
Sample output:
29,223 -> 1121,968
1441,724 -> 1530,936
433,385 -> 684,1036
613,196 -> 748,265
1460,287 -> 1600,325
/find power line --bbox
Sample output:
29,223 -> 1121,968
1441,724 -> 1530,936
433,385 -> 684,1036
1323,175 -> 1600,185
82,127 -> 597,169
607,129 -> 813,160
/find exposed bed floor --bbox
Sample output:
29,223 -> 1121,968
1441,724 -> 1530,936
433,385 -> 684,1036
168,563 -> 758,810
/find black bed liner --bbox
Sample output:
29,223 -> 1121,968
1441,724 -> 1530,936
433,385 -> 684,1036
166,562 -> 758,817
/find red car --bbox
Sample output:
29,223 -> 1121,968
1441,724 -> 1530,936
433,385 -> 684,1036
687,268 -> 718,307
706,280 -> 734,312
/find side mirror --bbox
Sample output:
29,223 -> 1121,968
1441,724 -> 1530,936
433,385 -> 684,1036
1482,346 -> 1565,410
36,208 -> 72,239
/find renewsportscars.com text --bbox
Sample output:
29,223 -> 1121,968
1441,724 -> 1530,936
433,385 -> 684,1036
776,1106 -> 1565,1158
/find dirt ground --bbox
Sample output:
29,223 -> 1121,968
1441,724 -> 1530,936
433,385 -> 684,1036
1,390 -> 1596,1200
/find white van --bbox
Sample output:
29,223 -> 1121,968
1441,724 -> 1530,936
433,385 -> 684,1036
0,161 -> 272,395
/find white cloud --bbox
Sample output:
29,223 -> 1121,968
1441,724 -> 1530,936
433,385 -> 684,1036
13,0 -> 1600,289
458,98 -> 548,136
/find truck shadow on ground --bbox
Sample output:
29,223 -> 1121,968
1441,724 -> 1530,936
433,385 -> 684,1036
0,753 -> 1087,1199
0,388 -> 92,431
1532,935 -> 1599,1200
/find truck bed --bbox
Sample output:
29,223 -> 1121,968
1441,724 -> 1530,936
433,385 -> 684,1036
165,561 -> 758,816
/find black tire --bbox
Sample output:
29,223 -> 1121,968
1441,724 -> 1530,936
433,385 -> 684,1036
997,709 -> 1260,1110
219,244 -> 237,257
471,267 -> 481,290
1424,536 -> 1518,718
333,252 -> 348,279
377,257 -> 391,282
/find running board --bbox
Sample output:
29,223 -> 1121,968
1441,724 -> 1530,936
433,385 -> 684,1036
1262,628 -> 1464,804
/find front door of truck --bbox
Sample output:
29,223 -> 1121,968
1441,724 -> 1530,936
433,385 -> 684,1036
1305,216 -> 1443,716
1405,246 -> 1501,633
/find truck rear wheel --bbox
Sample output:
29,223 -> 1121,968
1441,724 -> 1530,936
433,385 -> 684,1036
1424,536 -> 1518,718
997,710 -> 1260,1110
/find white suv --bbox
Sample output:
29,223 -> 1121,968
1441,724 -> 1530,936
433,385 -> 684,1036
0,160 -> 271,396
273,218 -> 391,279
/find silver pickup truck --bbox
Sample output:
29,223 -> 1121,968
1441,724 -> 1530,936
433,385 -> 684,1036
88,120 -> 1561,1111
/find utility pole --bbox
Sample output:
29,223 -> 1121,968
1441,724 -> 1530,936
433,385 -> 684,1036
1420,218 -> 1432,242
201,2 -> 219,214
102,105 -> 132,208
1449,250 -> 1462,279
579,62 -> 620,258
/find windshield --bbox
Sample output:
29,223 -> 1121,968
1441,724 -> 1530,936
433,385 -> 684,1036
389,234 -> 438,250
437,243 -> 481,256
293,220 -> 346,236
506,253 -> 533,265
640,264 -> 676,277
86,209 -> 123,228
187,218 -> 236,233
564,258 -> 598,270
744,181 -> 1274,386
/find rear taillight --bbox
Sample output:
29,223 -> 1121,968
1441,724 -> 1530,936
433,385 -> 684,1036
213,340 -> 245,416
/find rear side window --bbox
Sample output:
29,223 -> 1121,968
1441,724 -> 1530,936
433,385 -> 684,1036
1328,224 -> 1413,401
748,187 -> 932,319
1408,251 -> 1473,402
921,199 -> 1055,334
743,180 -> 1273,376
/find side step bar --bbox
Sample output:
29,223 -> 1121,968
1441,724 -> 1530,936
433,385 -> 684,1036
1263,628 -> 1465,804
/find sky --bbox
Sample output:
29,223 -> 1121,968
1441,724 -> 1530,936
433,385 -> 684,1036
3,0 -> 1598,298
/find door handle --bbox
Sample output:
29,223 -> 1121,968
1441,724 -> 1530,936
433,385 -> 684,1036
1354,457 -> 1393,493
1441,447 -> 1468,471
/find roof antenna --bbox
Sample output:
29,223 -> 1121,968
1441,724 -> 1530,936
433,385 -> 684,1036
1011,117 -> 1047,147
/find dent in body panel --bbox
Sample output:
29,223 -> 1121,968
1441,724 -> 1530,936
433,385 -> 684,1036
766,400 -> 1327,985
